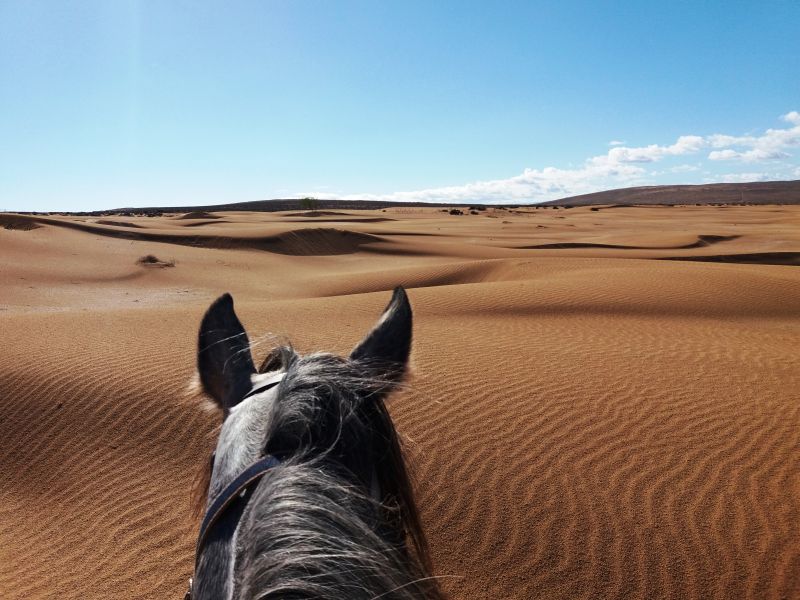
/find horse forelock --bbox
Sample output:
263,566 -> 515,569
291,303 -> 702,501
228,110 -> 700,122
261,350 -> 438,590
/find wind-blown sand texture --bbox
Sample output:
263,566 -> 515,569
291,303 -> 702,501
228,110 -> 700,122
1,204 -> 799,599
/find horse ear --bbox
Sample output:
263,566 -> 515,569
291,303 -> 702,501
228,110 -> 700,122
350,287 -> 412,381
197,293 -> 256,412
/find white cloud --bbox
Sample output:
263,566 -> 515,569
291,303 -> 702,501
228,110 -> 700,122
782,111 -> 800,125
707,134 -> 749,148
309,111 -> 800,204
592,135 -> 706,165
706,111 -> 800,163
707,149 -> 740,161
709,148 -> 790,162
338,161 -> 646,204
670,164 -> 701,173
703,172 -> 770,183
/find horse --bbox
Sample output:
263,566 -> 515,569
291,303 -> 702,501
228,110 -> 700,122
188,287 -> 443,599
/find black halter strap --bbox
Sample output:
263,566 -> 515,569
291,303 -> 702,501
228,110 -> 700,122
187,454 -> 281,599
241,372 -> 285,401
195,374 -> 285,564
195,454 -> 281,563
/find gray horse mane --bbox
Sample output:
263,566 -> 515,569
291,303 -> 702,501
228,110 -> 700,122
196,346 -> 443,599
236,461 -> 434,599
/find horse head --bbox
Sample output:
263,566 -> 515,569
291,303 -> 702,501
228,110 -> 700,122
191,288 -> 440,599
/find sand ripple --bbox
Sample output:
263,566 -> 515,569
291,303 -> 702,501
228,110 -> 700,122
1,206 -> 799,599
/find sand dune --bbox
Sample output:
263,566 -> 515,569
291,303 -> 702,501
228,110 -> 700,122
0,214 -> 42,231
1,205 -> 799,599
521,234 -> 740,251
662,252 -> 800,267
176,211 -> 222,220
280,210 -> 396,222
181,219 -> 231,227
283,210 -> 352,217
6,216 -> 388,256
95,219 -> 145,228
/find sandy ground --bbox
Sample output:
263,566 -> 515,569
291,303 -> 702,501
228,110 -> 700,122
1,205 -> 799,599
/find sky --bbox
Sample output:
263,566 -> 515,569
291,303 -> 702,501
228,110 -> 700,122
1,1 -> 799,211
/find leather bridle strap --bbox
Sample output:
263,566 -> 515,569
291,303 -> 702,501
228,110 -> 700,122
195,453 -> 281,564
242,371 -> 286,401
187,451 -> 281,599
194,373 -> 286,565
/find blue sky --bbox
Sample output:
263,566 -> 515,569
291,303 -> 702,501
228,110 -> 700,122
1,1 -> 798,211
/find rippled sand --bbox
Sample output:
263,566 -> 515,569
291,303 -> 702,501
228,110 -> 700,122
1,205 -> 798,599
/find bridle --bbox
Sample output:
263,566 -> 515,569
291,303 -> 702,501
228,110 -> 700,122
185,372 -> 285,600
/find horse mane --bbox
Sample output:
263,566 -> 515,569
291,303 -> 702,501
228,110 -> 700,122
235,461 -> 441,599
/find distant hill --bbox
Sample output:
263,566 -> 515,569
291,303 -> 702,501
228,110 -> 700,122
57,198 -> 472,216
12,180 -> 800,216
542,180 -> 800,206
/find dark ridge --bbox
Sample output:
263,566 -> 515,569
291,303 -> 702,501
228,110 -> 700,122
96,219 -> 144,228
282,211 -> 352,217
541,180 -> 800,206
177,211 -> 221,219
369,231 -> 442,237
8,180 -> 799,216
590,205 -> 634,211
660,252 -> 800,267
32,199 -> 482,216
521,235 -> 739,251
8,215 -> 386,256
182,220 -> 230,227
0,215 -> 41,230
280,217 -> 396,223
280,210 -> 397,222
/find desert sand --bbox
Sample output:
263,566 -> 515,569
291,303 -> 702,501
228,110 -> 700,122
1,204 -> 798,599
